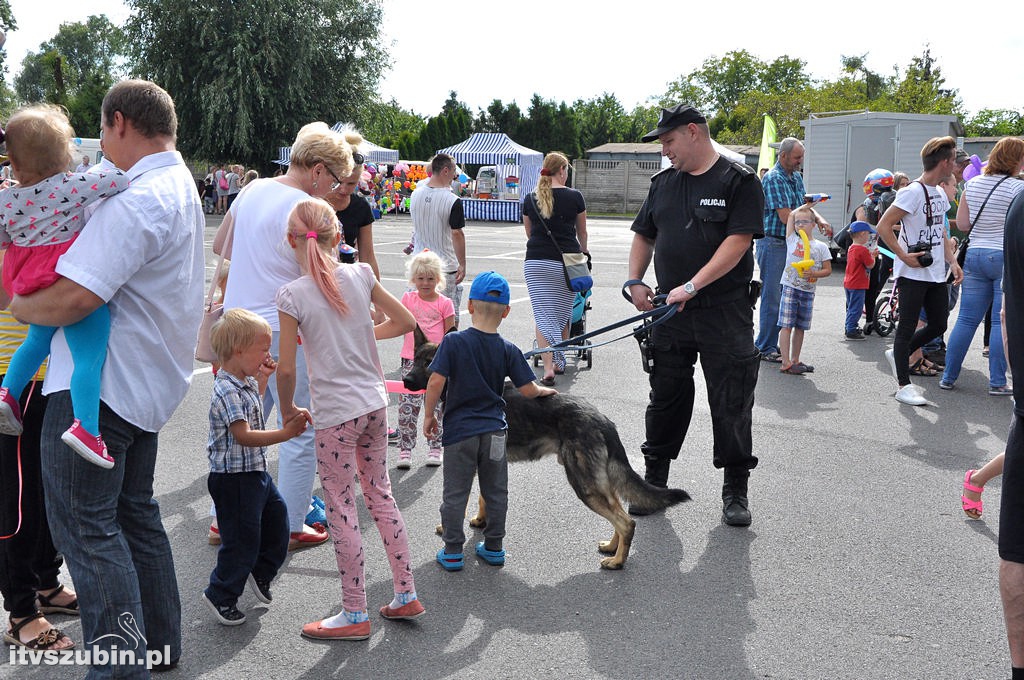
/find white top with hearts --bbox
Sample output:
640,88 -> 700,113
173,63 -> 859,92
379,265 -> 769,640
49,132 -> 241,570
0,169 -> 129,249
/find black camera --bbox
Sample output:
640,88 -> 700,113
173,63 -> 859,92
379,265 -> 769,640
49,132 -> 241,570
907,239 -> 937,268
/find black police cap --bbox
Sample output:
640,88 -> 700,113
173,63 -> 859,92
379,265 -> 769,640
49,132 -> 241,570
641,104 -> 707,142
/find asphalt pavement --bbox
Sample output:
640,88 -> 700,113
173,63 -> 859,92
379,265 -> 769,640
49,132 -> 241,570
4,211 -> 1013,679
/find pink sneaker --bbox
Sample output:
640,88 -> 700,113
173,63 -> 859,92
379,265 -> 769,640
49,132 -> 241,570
61,420 -> 114,469
426,449 -> 443,467
0,387 -> 24,436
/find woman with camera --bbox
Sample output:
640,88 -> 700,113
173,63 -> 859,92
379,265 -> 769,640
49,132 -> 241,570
876,136 -> 964,406
940,137 -> 1024,394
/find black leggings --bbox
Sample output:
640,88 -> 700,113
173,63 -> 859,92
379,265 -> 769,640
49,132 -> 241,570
864,254 -> 893,325
893,277 -> 949,386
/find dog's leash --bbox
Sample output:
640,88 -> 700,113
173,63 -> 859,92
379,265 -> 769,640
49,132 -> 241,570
523,282 -> 677,358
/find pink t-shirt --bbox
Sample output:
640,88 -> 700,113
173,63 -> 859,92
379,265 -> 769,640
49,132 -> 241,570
400,290 -> 455,359
276,263 -> 386,429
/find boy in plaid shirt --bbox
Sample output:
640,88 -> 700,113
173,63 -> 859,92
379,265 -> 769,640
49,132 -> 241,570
202,309 -> 310,626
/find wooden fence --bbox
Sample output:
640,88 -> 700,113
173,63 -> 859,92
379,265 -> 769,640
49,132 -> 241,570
571,159 -> 662,215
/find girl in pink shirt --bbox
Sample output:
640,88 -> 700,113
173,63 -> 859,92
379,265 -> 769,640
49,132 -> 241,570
396,251 -> 455,468
274,198 -> 423,641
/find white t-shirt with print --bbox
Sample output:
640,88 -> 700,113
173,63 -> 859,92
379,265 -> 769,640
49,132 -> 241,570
891,181 -> 950,283
780,232 -> 831,292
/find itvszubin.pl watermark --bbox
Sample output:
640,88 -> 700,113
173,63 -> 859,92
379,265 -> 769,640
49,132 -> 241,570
9,611 -> 171,668
9,645 -> 172,668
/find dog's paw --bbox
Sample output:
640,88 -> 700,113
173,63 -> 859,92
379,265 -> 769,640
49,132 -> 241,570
599,556 -> 625,570
468,515 -> 487,529
597,539 -> 617,555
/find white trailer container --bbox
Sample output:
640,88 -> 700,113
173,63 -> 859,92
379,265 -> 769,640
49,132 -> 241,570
800,111 -> 962,247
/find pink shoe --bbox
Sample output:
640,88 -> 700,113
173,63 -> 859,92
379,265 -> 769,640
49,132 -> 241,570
0,387 -> 24,436
962,469 -> 984,519
61,420 -> 114,469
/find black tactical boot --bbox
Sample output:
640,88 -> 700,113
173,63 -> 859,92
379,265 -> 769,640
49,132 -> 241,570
722,468 -> 752,527
629,456 -> 671,516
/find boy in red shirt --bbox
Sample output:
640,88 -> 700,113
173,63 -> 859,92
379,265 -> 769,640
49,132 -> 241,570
844,221 -> 878,340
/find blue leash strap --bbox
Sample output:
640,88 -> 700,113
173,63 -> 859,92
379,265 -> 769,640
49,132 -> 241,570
523,282 -> 676,358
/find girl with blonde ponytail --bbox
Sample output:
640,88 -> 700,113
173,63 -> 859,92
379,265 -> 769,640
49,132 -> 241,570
522,152 -> 589,384
275,198 -> 425,639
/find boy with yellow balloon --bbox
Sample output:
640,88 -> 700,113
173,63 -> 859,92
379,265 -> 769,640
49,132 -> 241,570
777,199 -> 832,375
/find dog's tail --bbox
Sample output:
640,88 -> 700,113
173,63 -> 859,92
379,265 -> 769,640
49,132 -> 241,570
606,432 -> 691,511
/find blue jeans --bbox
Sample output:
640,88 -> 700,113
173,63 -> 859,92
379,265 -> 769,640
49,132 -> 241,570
205,471 -> 289,607
942,248 -> 1006,387
41,391 -> 180,678
845,289 -> 866,332
263,330 -> 317,532
754,237 -> 787,354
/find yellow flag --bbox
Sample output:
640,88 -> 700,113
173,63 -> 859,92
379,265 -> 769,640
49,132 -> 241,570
758,114 -> 777,173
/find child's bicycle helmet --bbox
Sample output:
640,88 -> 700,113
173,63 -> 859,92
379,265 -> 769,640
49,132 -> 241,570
863,168 -> 895,195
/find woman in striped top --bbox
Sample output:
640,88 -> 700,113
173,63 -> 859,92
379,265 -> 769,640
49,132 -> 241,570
941,137 -> 1024,393
521,152 -> 588,385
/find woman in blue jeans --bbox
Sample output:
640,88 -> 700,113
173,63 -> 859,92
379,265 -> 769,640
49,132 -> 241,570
941,137 -> 1024,393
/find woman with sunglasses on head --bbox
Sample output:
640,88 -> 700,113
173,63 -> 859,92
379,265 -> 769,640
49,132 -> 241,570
322,127 -> 379,282
211,122 -> 357,552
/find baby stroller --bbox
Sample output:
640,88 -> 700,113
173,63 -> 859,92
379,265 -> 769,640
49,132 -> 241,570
532,289 -> 593,369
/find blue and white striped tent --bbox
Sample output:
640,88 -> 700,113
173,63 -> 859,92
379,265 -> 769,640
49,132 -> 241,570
436,133 -> 543,221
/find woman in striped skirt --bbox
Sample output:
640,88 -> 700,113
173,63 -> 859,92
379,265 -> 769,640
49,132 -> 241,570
522,152 -> 589,385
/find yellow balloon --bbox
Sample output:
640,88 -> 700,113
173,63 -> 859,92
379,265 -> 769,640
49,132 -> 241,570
790,229 -> 816,277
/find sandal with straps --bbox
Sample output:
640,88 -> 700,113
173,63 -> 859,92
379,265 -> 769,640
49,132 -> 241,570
909,359 -> 938,377
36,584 -> 79,615
962,469 -> 984,519
4,612 -> 75,650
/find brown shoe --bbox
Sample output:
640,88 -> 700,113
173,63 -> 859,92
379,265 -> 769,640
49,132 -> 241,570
301,619 -> 370,640
379,600 -> 425,620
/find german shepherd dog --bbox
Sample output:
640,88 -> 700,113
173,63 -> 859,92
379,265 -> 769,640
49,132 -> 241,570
403,327 -> 690,569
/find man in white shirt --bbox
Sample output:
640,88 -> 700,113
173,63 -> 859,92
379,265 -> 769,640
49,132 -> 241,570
410,153 -> 466,323
876,136 -> 963,406
11,79 -> 202,675
74,154 -> 90,173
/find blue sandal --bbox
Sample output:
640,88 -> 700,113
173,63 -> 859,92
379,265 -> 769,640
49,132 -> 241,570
436,548 -> 464,571
475,542 -> 506,566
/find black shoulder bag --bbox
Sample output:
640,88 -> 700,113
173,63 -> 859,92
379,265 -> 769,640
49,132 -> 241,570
949,175 -> 1012,283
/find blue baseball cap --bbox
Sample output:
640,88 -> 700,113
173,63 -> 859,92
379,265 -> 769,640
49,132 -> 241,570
469,271 -> 510,305
849,220 -> 876,234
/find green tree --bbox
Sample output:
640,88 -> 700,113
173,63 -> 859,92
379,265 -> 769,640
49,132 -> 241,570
878,47 -> 962,115
12,15 -> 124,135
575,92 -> 629,153
125,0 -> 384,168
358,99 -> 424,150
965,109 -> 1024,136
475,99 -> 524,139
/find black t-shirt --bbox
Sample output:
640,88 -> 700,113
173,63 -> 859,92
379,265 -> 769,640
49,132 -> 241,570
1003,192 -> 1024,415
631,156 -> 764,300
335,197 -> 374,264
522,188 -> 587,261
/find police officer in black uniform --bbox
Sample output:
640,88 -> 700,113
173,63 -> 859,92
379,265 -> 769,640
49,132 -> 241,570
626,104 -> 765,527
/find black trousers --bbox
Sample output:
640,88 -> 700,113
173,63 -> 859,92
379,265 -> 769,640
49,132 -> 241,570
641,299 -> 760,470
864,253 -> 894,325
0,380 -> 62,619
1000,412 -> 1024,563
893,277 -> 949,386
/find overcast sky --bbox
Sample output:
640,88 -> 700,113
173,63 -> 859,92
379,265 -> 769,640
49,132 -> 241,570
7,0 -> 1020,122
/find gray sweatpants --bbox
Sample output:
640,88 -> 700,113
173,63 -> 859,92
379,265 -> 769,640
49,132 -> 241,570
440,429 -> 508,552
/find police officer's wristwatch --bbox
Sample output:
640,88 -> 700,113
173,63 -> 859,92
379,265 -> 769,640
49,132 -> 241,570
683,281 -> 697,296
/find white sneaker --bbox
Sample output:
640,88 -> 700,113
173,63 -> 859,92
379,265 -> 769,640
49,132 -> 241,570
895,384 -> 927,406
884,349 -> 899,382
396,450 -> 412,470
426,449 -> 443,467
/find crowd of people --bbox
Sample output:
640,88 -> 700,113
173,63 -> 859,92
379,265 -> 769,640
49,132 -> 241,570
1,81 -> 1024,677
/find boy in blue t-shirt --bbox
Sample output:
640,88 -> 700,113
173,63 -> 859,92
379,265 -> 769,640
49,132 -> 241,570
424,271 -> 556,570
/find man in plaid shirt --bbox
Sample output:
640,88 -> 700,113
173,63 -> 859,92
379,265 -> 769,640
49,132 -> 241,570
755,138 -> 828,362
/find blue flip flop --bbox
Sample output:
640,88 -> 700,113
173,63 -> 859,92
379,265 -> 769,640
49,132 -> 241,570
436,548 -> 464,571
475,542 -> 506,566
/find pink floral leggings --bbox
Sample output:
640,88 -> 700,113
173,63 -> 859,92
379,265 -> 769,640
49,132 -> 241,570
315,408 -> 415,612
398,358 -> 442,451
